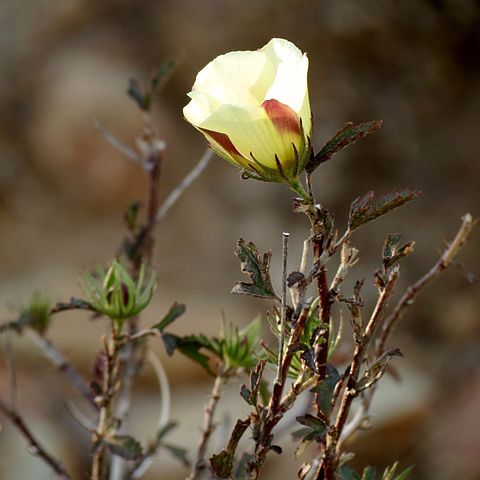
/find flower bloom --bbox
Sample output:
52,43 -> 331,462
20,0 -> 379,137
183,38 -> 312,183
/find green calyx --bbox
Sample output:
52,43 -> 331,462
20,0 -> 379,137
81,260 -> 157,323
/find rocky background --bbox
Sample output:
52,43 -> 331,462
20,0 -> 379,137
0,0 -> 479,479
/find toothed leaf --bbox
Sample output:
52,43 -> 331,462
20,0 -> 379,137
307,120 -> 382,173
231,238 -> 278,300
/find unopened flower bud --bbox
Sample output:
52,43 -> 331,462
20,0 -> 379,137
184,38 -> 312,183
80,260 -> 156,323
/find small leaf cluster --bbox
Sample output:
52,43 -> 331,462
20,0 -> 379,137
349,189 -> 420,232
293,364 -> 341,457
3,292 -> 52,335
231,238 -> 278,300
221,317 -> 262,370
264,301 -> 341,378
338,462 -> 413,480
375,233 -> 415,288
306,120 -> 382,173
154,306 -> 261,375
128,57 -> 180,112
153,422 -> 189,467
81,260 -> 156,321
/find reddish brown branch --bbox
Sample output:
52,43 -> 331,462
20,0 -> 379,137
248,304 -> 312,478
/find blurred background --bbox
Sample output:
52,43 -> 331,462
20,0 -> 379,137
0,0 -> 479,478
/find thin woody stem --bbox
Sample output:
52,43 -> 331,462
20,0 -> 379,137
313,272 -> 398,480
0,399 -> 71,479
275,232 -> 289,383
27,330 -> 98,411
156,149 -> 213,222
110,120 -> 165,480
187,369 -> 226,480
377,213 -> 475,356
338,214 -> 476,450
249,304 -> 312,478
129,351 -> 171,479
92,334 -> 121,480
333,271 -> 398,445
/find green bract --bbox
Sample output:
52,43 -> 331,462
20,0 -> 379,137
81,261 -> 156,320
221,317 -> 261,370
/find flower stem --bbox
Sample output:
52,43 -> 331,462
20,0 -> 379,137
288,178 -> 311,203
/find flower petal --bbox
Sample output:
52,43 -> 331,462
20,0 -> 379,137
192,50 -> 275,106
261,39 -> 311,134
183,90 -> 220,126
262,99 -> 301,135
265,56 -> 309,112
197,127 -> 250,169
198,103 -> 302,170
260,38 -> 305,66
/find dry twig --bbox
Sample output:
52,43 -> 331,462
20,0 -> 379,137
0,399 -> 72,479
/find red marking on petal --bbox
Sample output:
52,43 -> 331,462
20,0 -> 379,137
262,99 -> 301,135
201,128 -> 241,156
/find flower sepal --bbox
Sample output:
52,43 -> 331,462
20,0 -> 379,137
80,260 -> 157,330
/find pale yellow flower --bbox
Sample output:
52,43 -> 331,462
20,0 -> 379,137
184,38 -> 312,183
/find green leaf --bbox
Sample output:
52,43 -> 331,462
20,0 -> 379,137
239,316 -> 262,346
222,317 -> 262,369
152,421 -> 190,467
160,332 -> 178,356
151,58 -> 180,92
127,78 -> 147,110
295,414 -> 326,432
1,293 -> 53,335
293,414 -> 327,459
394,466 -> 414,480
105,434 -> 142,460
155,421 -> 178,444
356,348 -> 403,392
210,418 -> 251,478
311,364 -> 341,415
153,303 -> 186,332
382,462 -> 414,480
328,312 -> 344,361
233,453 -> 255,480
240,360 -> 266,406
337,465 -> 362,480
231,238 -> 278,300
348,189 -> 421,231
361,466 -> 377,480
124,201 -> 141,232
240,384 -> 253,405
162,443 -> 189,467
307,120 -> 382,173
161,333 -> 220,375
